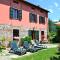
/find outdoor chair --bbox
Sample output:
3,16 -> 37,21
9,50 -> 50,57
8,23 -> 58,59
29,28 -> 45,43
35,40 -> 47,49
9,41 -> 26,55
31,40 -> 43,49
23,41 -> 38,52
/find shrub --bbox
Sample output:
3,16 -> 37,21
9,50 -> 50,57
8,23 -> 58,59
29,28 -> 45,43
58,43 -> 60,53
0,35 -> 5,42
21,36 -> 32,44
48,32 -> 57,43
0,45 -> 6,52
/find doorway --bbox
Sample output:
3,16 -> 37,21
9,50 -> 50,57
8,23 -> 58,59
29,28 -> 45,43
28,30 -> 39,40
41,31 -> 44,41
13,29 -> 19,40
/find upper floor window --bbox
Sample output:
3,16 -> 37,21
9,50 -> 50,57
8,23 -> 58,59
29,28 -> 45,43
13,0 -> 18,3
29,13 -> 37,23
39,16 -> 45,24
10,7 -> 22,20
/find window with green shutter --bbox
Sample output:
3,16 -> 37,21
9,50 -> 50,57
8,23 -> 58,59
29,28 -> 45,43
39,16 -> 45,24
29,13 -> 37,23
13,0 -> 19,3
17,10 -> 22,20
10,7 -> 13,19
10,7 -> 22,20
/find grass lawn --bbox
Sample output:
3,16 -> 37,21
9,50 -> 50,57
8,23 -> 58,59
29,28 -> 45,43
12,48 -> 59,60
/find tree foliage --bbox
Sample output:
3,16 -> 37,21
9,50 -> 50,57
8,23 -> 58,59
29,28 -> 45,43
48,19 -> 57,43
48,19 -> 57,32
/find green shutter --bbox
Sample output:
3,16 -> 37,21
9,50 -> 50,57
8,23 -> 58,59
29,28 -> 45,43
18,10 -> 22,20
10,7 -> 13,19
29,13 -> 32,22
29,13 -> 35,22
35,31 -> 39,40
35,14 -> 37,23
42,17 -> 45,24
39,16 -> 41,23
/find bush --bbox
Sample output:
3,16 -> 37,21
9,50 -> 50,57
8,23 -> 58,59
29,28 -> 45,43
58,43 -> 60,53
0,36 -> 5,42
0,45 -> 6,52
48,32 -> 57,43
21,36 -> 32,44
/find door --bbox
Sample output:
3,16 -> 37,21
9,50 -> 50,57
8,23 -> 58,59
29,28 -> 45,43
28,30 -> 39,40
41,31 -> 44,41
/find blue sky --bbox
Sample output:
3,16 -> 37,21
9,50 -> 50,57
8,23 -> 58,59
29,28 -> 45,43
26,0 -> 60,21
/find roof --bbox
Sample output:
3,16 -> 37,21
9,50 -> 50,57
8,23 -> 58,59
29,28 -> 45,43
19,0 -> 49,12
55,22 -> 60,26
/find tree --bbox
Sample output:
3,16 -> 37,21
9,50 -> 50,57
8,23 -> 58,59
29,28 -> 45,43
48,19 -> 57,43
48,19 -> 57,32
55,25 -> 60,43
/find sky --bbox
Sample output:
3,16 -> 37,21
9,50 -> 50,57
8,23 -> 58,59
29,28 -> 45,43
26,0 -> 60,21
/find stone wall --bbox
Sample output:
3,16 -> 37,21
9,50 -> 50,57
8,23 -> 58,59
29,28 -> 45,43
0,24 -> 48,46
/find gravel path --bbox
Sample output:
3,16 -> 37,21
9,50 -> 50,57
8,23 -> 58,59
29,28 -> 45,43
0,56 -> 11,60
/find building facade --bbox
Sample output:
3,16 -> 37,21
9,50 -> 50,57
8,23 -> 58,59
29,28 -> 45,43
0,0 -> 48,45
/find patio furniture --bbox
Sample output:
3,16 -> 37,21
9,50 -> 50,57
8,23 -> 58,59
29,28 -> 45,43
31,40 -> 43,49
35,40 -> 47,49
23,41 -> 38,52
9,41 -> 26,55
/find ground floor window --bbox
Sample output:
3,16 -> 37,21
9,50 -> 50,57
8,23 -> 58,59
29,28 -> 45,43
41,31 -> 45,41
13,29 -> 19,40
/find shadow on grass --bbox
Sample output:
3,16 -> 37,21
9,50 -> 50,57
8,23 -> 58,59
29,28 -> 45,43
50,56 -> 60,60
56,52 -> 60,55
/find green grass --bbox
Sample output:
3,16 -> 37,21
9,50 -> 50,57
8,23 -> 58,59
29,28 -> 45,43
12,48 -> 58,60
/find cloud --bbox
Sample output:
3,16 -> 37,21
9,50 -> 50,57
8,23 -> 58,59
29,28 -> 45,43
53,20 -> 58,22
54,2 -> 58,7
48,9 -> 53,13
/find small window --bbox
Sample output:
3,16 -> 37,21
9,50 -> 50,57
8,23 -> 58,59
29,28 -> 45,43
10,7 -> 22,20
13,0 -> 18,3
41,31 -> 44,35
29,13 -> 37,23
39,16 -> 45,24
40,9 -> 44,13
13,29 -> 19,37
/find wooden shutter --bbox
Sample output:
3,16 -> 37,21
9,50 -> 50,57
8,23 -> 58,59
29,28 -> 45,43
29,13 -> 32,22
39,16 -> 42,24
34,14 -> 37,23
13,0 -> 19,3
39,16 -> 45,24
10,7 -> 13,19
17,10 -> 22,20
42,17 -> 45,24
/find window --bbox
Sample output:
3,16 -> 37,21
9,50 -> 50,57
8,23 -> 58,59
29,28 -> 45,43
10,7 -> 22,20
13,29 -> 19,40
29,13 -> 37,23
39,16 -> 45,24
41,31 -> 45,40
41,31 -> 44,35
13,29 -> 19,37
13,0 -> 18,3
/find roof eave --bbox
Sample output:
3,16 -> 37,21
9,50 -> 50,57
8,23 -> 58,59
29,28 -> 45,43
18,0 -> 49,12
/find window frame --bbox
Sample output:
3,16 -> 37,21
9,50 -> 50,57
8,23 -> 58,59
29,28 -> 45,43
10,7 -> 22,20
13,0 -> 19,4
39,16 -> 45,24
29,13 -> 37,23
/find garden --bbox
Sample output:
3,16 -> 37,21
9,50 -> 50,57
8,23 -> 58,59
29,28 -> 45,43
12,48 -> 60,60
